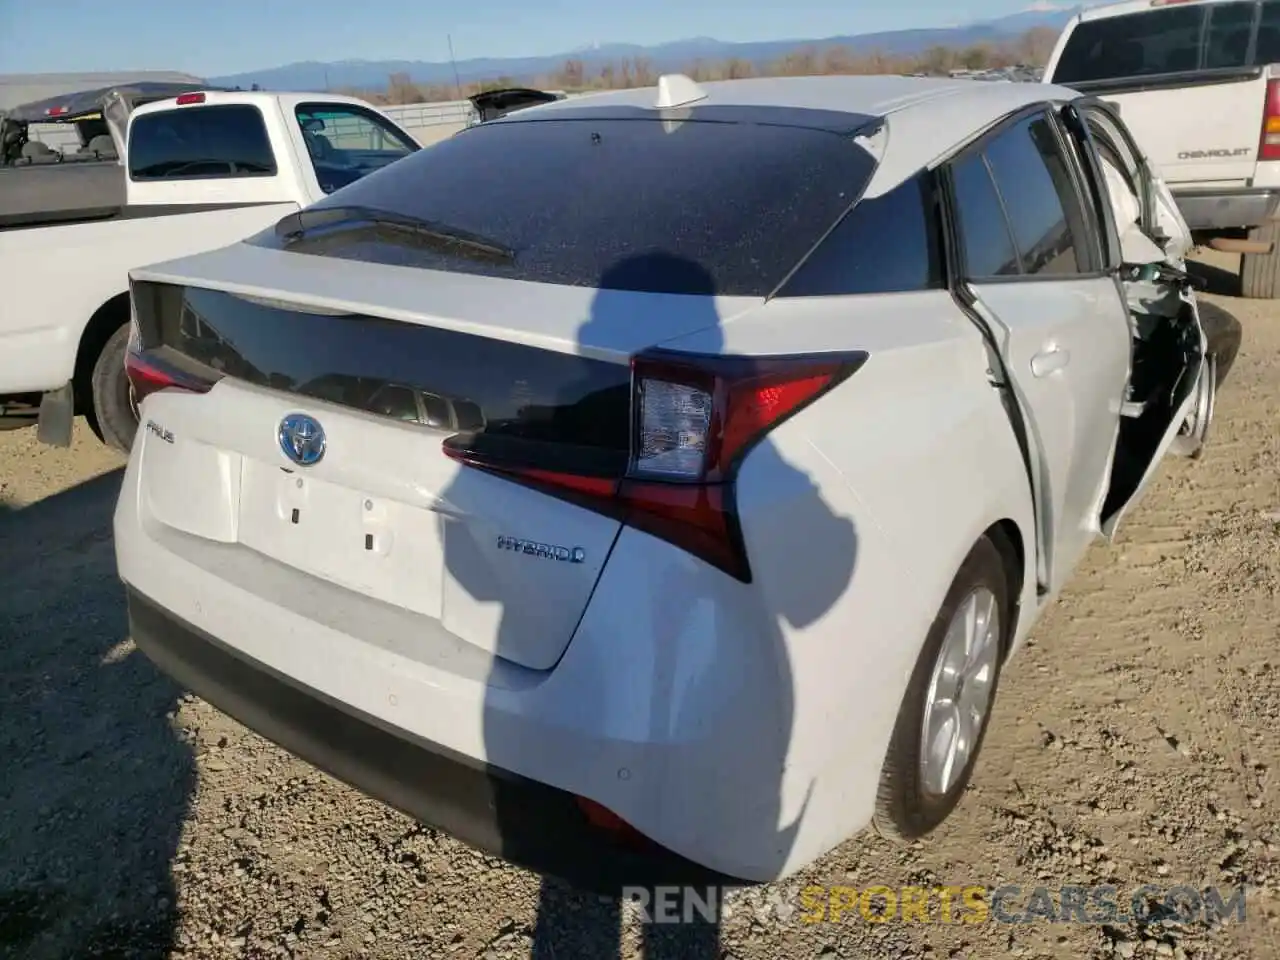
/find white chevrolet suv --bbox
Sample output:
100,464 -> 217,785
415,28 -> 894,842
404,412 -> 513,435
114,74 -> 1237,891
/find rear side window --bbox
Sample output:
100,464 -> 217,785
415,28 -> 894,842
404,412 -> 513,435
982,114 -> 1092,276
777,173 -> 944,297
1051,5 -> 1206,83
951,112 -> 1095,279
129,104 -> 276,180
249,117 -> 878,296
951,153 -> 1020,279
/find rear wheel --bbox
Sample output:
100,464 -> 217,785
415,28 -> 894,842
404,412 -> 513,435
1240,222 -> 1280,299
89,324 -> 138,454
873,536 -> 1009,841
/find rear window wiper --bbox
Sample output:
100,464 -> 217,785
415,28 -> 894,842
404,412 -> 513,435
274,204 -> 515,263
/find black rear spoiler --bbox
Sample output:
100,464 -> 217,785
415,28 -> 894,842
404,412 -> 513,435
468,88 -> 564,123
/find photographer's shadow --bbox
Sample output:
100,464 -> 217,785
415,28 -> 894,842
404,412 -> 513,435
445,253 -> 857,958
0,469 -> 192,959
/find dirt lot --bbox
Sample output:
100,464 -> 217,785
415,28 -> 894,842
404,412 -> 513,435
1,253 -> 1277,960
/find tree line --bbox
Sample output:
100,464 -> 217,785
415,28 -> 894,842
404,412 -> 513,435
338,26 -> 1061,106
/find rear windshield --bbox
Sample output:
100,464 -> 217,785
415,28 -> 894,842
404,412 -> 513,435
1052,1 -> 1280,85
129,104 -> 276,180
249,116 -> 877,296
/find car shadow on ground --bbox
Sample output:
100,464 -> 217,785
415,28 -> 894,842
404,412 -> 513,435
0,469 -> 194,960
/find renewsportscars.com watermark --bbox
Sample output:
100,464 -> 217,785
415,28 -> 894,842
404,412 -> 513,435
621,883 -> 1249,926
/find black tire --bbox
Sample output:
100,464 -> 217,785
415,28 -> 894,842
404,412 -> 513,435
872,536 -> 1010,841
1241,222 -> 1280,299
88,323 -> 138,454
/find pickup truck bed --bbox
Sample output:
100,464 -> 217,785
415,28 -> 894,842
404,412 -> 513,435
0,161 -> 126,227
0,88 -> 429,453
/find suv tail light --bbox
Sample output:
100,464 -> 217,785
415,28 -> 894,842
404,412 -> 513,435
1260,79 -> 1280,162
443,349 -> 867,582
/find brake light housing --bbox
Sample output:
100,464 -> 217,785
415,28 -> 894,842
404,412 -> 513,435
1260,79 -> 1280,162
124,346 -> 220,411
175,92 -> 207,105
444,349 -> 867,582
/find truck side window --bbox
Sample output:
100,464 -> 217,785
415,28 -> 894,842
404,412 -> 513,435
1257,0 -> 1280,64
776,173 -> 944,297
1204,1 -> 1258,69
129,105 -> 276,181
295,103 -> 419,194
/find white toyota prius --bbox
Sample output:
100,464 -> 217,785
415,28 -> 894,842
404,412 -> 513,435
114,74 -> 1239,891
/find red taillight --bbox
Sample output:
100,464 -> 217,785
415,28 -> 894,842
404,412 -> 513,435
1260,80 -> 1280,162
124,348 -> 219,409
44,106 -> 69,117
574,797 -> 655,851
175,92 -> 206,105
443,349 -> 867,581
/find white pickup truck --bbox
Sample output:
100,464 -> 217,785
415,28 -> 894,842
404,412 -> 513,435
1043,0 -> 1280,297
0,85 -> 421,450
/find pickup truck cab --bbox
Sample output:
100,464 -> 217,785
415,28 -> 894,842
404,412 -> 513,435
1043,0 -> 1280,297
0,87 -> 420,450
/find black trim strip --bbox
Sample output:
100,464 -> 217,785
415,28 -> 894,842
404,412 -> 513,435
490,103 -> 881,136
0,200 -> 288,231
1061,66 -> 1263,97
133,281 -> 634,454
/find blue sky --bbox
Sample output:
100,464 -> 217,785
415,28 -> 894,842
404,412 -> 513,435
0,0 -> 1061,77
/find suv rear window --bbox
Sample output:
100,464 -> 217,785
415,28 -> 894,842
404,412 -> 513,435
249,116 -> 878,296
129,104 -> 276,180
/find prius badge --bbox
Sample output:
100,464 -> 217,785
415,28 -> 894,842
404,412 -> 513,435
278,413 -> 326,466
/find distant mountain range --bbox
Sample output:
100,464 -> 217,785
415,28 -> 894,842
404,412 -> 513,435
207,7 -> 1081,92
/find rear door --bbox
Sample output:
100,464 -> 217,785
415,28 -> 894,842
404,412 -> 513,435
1062,99 -> 1208,537
1071,105 -> 1209,536
945,108 -> 1132,594
1047,0 -> 1264,187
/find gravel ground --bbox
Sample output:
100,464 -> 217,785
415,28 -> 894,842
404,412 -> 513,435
1,252 -> 1278,960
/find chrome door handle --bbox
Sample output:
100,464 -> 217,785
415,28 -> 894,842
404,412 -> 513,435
1030,347 -> 1070,377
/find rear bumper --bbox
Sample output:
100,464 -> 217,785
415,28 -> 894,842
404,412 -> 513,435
113,397 -> 917,887
1173,187 -> 1280,231
125,586 -> 741,893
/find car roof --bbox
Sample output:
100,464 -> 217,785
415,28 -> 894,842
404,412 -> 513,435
502,75 -> 1085,197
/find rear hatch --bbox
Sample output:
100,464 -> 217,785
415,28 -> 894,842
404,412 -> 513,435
126,109 -> 877,670
129,249 -> 762,671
